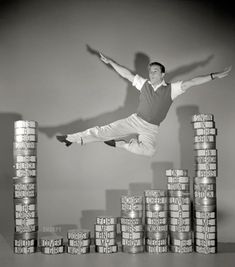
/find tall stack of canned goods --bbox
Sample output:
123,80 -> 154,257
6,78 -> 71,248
13,120 -> 38,254
144,190 -> 168,253
67,229 -> 91,254
94,216 -> 118,253
166,169 -> 193,253
192,114 -> 217,254
120,195 -> 144,253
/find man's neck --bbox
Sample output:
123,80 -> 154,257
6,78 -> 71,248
150,79 -> 166,90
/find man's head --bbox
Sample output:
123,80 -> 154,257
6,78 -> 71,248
148,62 -> 165,85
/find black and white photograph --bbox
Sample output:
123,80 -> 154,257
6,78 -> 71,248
0,0 -> 234,266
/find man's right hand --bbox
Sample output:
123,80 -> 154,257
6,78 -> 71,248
100,52 -> 110,64
99,52 -> 134,83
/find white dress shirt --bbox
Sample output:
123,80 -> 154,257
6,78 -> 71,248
132,74 -> 184,100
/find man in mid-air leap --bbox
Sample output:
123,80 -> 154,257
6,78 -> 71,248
57,52 -> 231,156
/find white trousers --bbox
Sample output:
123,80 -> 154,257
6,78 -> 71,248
67,113 -> 159,156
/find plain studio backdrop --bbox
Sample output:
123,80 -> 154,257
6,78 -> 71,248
0,0 -> 235,245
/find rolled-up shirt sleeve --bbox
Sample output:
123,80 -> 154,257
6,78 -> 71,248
171,81 -> 184,100
132,74 -> 147,91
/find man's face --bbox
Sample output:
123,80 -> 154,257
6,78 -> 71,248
148,65 -> 164,84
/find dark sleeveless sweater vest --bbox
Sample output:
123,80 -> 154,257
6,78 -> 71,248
136,81 -> 172,126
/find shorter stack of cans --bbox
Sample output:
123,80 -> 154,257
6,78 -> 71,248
67,229 -> 91,254
14,232 -> 37,254
166,169 -> 193,253
192,113 -> 217,254
40,236 -> 64,255
144,190 -> 168,253
94,216 -> 118,253
13,120 -> 38,254
120,195 -> 144,253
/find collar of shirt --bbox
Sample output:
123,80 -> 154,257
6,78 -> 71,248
148,80 -> 167,91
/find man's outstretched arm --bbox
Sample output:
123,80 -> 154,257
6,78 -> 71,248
181,66 -> 232,92
99,52 -> 135,83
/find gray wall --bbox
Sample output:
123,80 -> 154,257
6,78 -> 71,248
0,0 -> 234,242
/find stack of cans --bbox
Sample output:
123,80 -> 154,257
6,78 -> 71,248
94,216 -> 118,253
13,120 -> 38,254
166,169 -> 193,253
40,236 -> 64,255
67,229 -> 91,255
192,113 -> 217,254
144,190 -> 168,253
120,195 -> 144,253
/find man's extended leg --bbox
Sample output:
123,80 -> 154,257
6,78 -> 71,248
58,115 -> 137,145
117,133 -> 157,156
115,114 -> 159,156
57,113 -> 159,157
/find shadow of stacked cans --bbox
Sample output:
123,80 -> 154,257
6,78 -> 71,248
144,190 -> 168,253
67,229 -> 91,254
192,114 -> 217,254
166,169 -> 193,253
94,216 -> 118,253
13,121 -> 38,254
120,195 -> 144,253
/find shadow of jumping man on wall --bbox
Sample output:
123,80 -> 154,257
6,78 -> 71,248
39,45 -> 214,140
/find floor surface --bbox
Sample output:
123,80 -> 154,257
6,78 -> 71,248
1,234 -> 235,267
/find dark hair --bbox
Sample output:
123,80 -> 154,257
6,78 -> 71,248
148,62 -> 165,74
